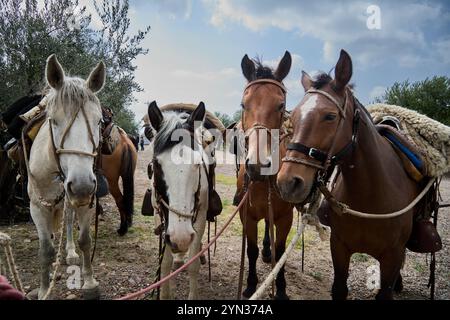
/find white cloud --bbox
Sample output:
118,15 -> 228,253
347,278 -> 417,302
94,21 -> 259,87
202,0 -> 449,68
147,0 -> 193,19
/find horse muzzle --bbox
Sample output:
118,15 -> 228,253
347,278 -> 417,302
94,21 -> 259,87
245,160 -> 272,182
65,175 -> 96,207
277,173 -> 312,204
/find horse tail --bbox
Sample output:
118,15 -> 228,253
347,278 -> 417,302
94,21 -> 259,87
120,142 -> 136,222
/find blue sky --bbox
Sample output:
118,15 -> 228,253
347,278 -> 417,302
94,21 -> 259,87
87,0 -> 450,121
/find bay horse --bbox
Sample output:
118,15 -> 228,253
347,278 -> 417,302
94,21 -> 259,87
236,52 -> 294,300
277,50 -> 420,300
28,54 -> 105,299
147,101 -> 212,299
101,126 -> 137,236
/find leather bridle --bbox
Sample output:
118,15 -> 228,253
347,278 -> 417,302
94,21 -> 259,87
282,88 -> 360,177
241,78 -> 289,155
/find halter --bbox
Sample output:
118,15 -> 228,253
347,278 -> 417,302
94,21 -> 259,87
241,78 -> 288,152
283,88 -> 360,176
48,102 -> 99,181
152,131 -> 209,225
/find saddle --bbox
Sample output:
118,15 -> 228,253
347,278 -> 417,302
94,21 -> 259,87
375,122 -> 442,254
376,124 -> 426,182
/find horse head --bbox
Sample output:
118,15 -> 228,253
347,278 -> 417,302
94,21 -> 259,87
239,51 -> 291,181
148,101 -> 209,253
45,54 -> 106,207
277,49 -> 355,203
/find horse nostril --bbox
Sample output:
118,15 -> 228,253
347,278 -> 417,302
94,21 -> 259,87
67,181 -> 73,194
291,176 -> 303,191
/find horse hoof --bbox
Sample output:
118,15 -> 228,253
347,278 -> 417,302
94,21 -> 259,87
261,254 -> 272,264
66,255 -> 80,266
200,254 -> 207,265
274,292 -> 290,300
82,286 -> 101,300
242,287 -> 256,299
117,226 -> 128,236
394,277 -> 403,293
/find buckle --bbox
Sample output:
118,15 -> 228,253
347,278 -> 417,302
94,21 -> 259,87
308,148 -> 319,159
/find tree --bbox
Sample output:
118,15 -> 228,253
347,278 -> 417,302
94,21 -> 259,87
0,0 -> 150,135
375,76 -> 450,125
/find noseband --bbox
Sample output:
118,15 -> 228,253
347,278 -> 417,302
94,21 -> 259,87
48,102 -> 99,181
283,88 -> 360,175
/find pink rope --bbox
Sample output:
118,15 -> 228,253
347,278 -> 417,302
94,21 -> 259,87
116,191 -> 249,300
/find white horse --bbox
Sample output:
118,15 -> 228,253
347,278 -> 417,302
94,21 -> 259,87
28,54 -> 105,299
147,101 -> 211,300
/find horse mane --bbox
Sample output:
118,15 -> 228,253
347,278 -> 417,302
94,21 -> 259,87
46,77 -> 101,118
253,57 -> 276,80
311,71 -> 333,89
153,111 -> 189,155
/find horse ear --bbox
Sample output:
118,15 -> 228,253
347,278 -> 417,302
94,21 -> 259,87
274,51 -> 292,82
148,101 -> 163,131
241,54 -> 256,82
187,102 -> 206,128
87,61 -> 106,93
334,49 -> 352,91
301,71 -> 313,91
46,54 -> 65,90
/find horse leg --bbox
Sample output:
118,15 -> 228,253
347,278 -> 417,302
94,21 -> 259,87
65,207 -> 80,265
330,233 -> 351,300
187,233 -> 202,300
109,180 -> 127,236
376,249 -> 405,300
394,255 -> 405,293
76,207 -> 99,297
30,202 -> 55,300
273,213 -> 292,300
160,246 -> 174,300
242,218 -> 258,298
261,219 -> 271,263
394,273 -> 403,293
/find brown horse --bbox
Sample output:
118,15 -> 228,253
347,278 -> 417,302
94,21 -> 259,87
102,126 -> 137,236
236,52 -> 294,300
277,50 -> 420,300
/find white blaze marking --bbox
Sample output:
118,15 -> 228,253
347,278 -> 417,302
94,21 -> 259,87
300,95 -> 318,120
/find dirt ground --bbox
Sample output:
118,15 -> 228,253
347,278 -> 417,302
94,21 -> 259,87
0,147 -> 449,300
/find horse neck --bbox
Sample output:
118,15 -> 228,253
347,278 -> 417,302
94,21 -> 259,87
338,104 -> 406,202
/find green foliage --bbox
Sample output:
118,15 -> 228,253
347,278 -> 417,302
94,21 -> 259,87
213,110 -> 241,128
376,76 -> 450,125
0,0 -> 150,135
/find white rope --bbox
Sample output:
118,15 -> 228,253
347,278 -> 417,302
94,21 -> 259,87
337,178 -> 435,219
0,232 -> 24,293
249,216 -> 307,300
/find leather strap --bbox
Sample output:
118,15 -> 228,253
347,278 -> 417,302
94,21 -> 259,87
244,79 -> 287,94
286,142 -> 328,162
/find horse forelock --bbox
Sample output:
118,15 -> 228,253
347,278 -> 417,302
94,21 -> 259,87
46,77 -> 101,119
153,111 -> 190,155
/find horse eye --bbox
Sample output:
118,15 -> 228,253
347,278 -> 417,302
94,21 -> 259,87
324,114 -> 337,121
240,103 -> 245,109
278,103 -> 285,111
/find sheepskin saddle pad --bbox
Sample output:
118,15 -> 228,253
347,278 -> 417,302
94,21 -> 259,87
369,104 -> 450,178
